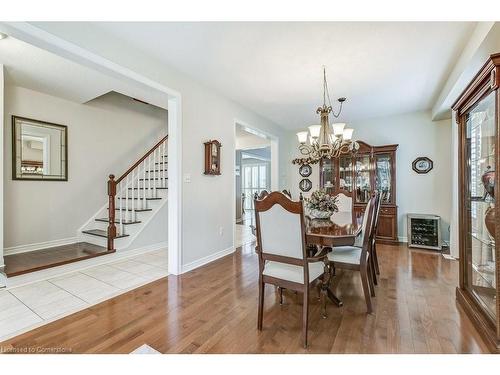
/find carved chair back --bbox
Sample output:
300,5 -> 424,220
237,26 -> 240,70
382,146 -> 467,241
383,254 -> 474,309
254,192 -> 310,283
335,189 -> 353,213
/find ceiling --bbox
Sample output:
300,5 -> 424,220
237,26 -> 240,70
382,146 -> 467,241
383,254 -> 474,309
0,36 -> 168,109
72,22 -> 476,129
236,124 -> 270,150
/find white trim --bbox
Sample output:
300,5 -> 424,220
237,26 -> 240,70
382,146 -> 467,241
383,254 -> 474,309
4,242 -> 168,289
4,237 -> 78,256
181,246 -> 235,274
0,22 -> 182,277
0,64 -> 4,269
398,236 -> 408,243
168,96 -> 182,275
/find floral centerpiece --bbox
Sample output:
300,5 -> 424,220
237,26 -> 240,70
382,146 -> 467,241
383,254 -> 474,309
305,189 -> 339,219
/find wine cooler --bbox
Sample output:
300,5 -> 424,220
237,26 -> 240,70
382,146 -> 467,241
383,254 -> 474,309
407,214 -> 442,250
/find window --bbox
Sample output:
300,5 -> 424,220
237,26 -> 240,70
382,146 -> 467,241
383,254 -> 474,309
242,162 -> 269,211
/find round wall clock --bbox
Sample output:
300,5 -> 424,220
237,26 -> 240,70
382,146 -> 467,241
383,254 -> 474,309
412,157 -> 433,174
299,164 -> 312,177
299,178 -> 312,192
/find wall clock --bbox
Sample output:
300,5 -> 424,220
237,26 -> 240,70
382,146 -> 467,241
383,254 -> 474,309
299,178 -> 312,192
299,164 -> 312,177
412,157 -> 433,174
204,140 -> 222,175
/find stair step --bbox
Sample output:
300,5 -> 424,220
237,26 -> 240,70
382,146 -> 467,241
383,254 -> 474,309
155,161 -> 168,165
128,187 -> 168,190
82,229 -> 129,239
117,197 -> 162,200
145,169 -> 167,173
108,207 -> 152,212
95,218 -> 141,225
139,178 -> 168,181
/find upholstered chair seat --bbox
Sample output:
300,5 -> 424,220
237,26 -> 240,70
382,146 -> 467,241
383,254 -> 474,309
327,246 -> 362,265
263,261 -> 325,284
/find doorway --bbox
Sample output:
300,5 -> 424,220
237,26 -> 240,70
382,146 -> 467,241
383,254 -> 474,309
234,123 -> 277,249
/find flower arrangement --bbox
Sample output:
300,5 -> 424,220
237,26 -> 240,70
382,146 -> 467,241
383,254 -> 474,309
305,189 -> 339,219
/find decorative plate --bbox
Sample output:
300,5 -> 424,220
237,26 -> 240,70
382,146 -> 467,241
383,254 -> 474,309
299,164 -> 312,177
299,178 -> 312,192
412,157 -> 433,174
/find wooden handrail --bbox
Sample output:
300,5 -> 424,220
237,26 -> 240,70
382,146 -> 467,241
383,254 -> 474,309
115,135 -> 168,184
107,134 -> 168,250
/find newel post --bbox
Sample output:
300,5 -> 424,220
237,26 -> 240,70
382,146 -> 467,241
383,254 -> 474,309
107,174 -> 117,251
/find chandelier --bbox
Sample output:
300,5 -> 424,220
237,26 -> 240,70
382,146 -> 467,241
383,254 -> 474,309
292,67 -> 359,165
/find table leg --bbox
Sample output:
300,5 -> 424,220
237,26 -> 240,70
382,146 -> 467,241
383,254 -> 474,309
327,287 -> 343,307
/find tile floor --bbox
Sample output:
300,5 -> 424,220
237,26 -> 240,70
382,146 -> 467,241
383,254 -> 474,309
0,248 -> 168,342
235,224 -> 256,248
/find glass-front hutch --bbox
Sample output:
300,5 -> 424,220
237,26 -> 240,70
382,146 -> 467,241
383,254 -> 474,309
319,141 -> 398,243
453,53 -> 500,353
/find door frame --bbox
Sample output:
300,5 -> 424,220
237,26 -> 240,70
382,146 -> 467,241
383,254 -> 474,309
233,119 -> 279,247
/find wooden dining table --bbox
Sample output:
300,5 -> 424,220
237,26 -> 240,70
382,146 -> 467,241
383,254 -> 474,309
305,211 -> 362,307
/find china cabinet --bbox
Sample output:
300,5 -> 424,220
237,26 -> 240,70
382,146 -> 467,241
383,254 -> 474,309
452,53 -> 500,353
319,141 -> 398,243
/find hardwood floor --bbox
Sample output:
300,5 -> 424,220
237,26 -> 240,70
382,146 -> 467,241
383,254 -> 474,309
0,243 -> 490,353
3,242 -> 112,277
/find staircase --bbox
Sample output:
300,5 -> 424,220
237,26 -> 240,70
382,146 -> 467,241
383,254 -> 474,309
79,135 -> 168,251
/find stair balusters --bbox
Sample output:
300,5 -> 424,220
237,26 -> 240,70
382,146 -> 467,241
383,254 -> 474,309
107,135 -> 168,251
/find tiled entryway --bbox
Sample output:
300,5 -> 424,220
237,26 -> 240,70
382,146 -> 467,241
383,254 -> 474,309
235,224 -> 256,248
0,248 -> 168,342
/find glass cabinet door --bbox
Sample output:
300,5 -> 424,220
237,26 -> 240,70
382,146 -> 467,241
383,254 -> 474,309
339,156 -> 353,193
355,155 -> 371,203
320,158 -> 336,191
375,154 -> 393,204
465,91 -> 497,322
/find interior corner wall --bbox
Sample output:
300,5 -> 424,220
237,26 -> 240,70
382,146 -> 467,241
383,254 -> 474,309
0,65 -> 4,267
3,86 -> 167,250
289,110 -> 453,244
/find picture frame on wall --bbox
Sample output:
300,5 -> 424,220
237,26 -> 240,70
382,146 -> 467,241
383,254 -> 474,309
412,157 -> 433,174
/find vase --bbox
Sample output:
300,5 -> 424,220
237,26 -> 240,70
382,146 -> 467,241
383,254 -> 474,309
309,209 -> 333,220
485,206 -> 495,239
482,167 -> 495,199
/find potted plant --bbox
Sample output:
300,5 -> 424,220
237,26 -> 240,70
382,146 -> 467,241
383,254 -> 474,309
305,189 -> 339,219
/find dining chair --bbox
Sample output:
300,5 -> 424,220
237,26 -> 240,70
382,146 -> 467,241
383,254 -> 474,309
335,188 -> 353,213
327,196 -> 377,313
371,191 -> 382,279
254,191 -> 330,348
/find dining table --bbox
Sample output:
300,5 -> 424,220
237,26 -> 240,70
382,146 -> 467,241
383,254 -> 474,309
305,211 -> 362,307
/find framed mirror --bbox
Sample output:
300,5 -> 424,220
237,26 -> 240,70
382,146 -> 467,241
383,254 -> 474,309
12,116 -> 68,181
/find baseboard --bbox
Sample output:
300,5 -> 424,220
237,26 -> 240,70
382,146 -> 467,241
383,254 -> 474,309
4,237 -> 79,256
398,236 -> 408,243
181,246 -> 235,274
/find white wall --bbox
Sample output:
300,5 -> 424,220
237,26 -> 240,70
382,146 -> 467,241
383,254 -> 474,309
3,87 -> 167,250
289,110 -> 452,243
0,65 -> 4,268
29,24 -> 290,268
